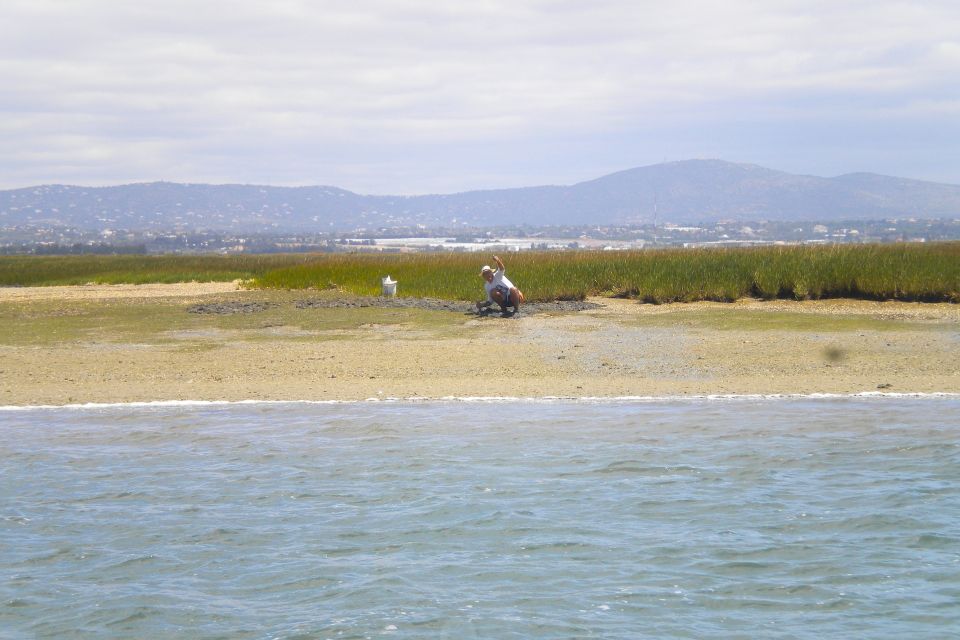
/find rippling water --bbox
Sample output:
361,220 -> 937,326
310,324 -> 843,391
2,398 -> 959,639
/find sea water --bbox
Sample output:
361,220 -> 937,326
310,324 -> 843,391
1,398 -> 958,639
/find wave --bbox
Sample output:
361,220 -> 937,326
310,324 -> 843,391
1,391 -> 958,411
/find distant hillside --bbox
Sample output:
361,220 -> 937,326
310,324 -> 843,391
2,160 -> 959,232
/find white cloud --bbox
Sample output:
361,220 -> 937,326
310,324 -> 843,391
1,0 -> 958,191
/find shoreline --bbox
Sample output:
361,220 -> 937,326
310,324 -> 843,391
2,283 -> 958,406
4,391 -> 960,411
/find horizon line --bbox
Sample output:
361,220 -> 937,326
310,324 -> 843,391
3,159 -> 954,196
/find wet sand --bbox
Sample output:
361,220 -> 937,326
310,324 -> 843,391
2,283 -> 958,405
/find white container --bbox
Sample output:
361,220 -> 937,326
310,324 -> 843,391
381,275 -> 397,297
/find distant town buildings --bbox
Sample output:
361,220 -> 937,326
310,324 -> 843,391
2,218 -> 957,255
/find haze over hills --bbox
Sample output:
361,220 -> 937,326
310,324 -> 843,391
2,160 -> 959,233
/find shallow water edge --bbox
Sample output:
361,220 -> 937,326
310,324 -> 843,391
1,390 -> 958,411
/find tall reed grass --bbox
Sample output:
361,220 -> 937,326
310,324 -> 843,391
252,243 -> 960,303
3,244 -> 957,303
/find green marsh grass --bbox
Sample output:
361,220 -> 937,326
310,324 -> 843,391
3,243 -> 958,303
0,254 -> 315,286
253,243 -> 960,303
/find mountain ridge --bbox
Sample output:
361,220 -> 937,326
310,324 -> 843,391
2,160 -> 958,232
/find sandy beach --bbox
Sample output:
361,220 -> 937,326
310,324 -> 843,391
2,282 -> 958,405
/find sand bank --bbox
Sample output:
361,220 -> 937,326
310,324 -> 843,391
1,283 -> 958,405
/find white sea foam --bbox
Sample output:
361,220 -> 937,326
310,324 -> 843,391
1,391 -> 958,411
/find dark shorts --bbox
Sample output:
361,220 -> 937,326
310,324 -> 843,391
492,284 -> 510,302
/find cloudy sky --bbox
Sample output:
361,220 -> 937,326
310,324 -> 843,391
2,0 -> 958,193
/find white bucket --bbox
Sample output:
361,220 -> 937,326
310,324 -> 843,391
381,275 -> 397,297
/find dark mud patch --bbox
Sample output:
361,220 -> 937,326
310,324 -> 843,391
187,301 -> 278,314
186,296 -> 601,317
294,296 -> 602,317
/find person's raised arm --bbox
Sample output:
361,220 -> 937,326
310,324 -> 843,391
493,255 -> 505,271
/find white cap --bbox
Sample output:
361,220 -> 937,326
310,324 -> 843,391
480,265 -> 493,275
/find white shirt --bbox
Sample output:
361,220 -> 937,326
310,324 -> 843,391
484,268 -> 515,302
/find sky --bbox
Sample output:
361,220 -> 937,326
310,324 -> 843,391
2,0 -> 959,193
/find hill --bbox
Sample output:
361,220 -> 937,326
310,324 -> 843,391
2,160 -> 959,232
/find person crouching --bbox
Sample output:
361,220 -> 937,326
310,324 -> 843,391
477,254 -> 525,315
